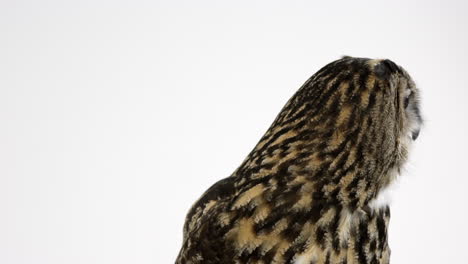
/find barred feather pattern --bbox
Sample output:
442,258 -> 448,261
176,57 -> 422,264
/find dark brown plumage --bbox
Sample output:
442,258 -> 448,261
176,57 -> 422,264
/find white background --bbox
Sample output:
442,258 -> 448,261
1,0 -> 467,263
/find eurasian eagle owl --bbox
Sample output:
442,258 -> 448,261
176,56 -> 422,264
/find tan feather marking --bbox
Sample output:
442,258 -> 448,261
339,81 -> 350,102
232,183 -> 265,209
316,207 -> 336,227
252,166 -> 278,179
337,208 -> 353,246
271,218 -> 289,235
304,153 -> 323,172
366,58 -> 382,68
323,82 -> 347,110
292,221 -> 314,246
356,179 -> 369,207
329,130 -> 345,148
368,216 -> 377,240
272,240 -> 291,264
293,194 -> 312,210
360,75 -> 375,108
218,212 -> 233,227
288,175 -> 307,185
253,203 -> 271,223
347,237 -> 358,264
279,148 -> 300,162
343,148 -> 357,169
294,243 -> 321,264
232,218 -> 262,252
255,139 -> 268,150
338,170 -> 357,203
329,147 -> 349,170
202,200 -> 217,214
250,194 -> 270,223
381,246 -> 390,263
360,88 -> 370,109
323,183 -> 337,195
225,218 -> 290,262
187,208 -> 203,235
340,170 -> 357,187
267,150 -> 299,175
330,248 -> 347,264
260,154 -> 280,166
301,181 -> 315,192
259,234 -> 281,253
337,104 -> 352,125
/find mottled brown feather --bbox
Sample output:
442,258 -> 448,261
176,56 -> 422,264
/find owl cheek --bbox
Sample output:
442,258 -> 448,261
407,106 -> 423,141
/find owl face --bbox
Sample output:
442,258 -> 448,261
391,63 -> 423,159
402,72 -> 422,141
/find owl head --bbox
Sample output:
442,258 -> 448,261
231,57 -> 422,208
337,57 -> 423,191
370,58 -> 423,174
252,56 -> 424,203
373,58 -> 423,140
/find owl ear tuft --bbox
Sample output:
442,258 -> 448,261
374,59 -> 401,79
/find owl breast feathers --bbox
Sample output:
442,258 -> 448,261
176,57 -> 422,264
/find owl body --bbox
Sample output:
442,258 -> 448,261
176,57 -> 422,264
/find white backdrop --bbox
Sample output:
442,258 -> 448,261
1,0 -> 467,263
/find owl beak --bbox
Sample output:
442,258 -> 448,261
411,129 -> 420,141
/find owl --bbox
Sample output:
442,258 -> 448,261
176,56 -> 422,264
